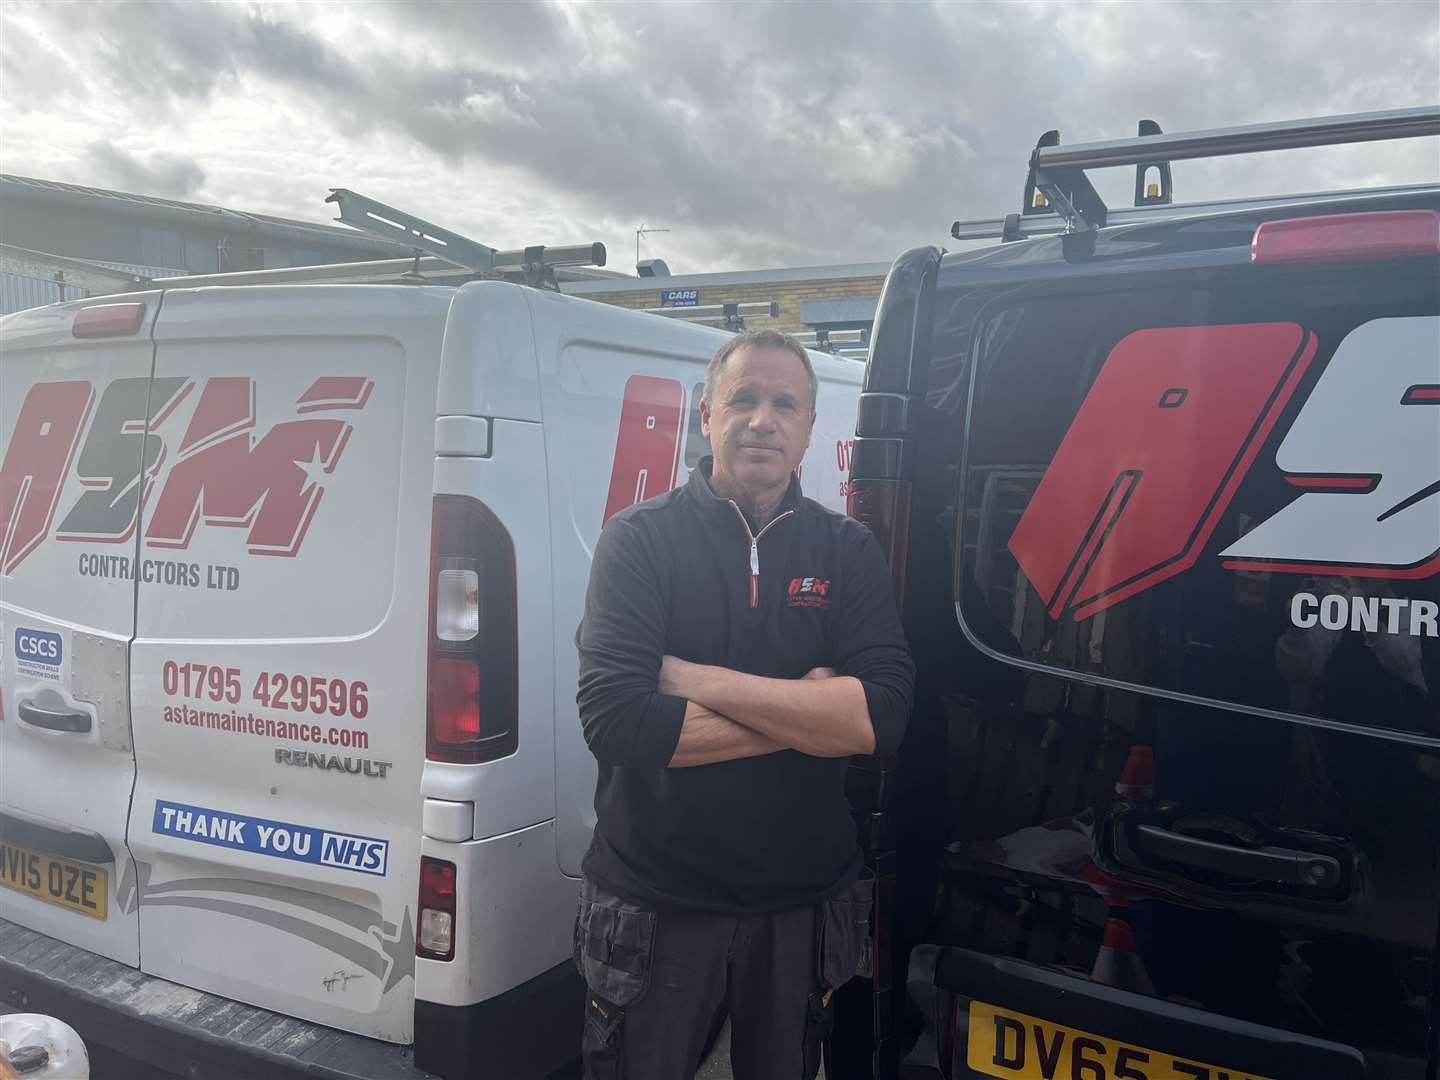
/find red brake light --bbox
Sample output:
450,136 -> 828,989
426,495 -> 517,764
72,302 -> 146,338
430,659 -> 481,746
1251,210 -> 1440,265
417,857 -> 457,961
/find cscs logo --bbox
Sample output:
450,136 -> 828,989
14,628 -> 62,665
0,375 -> 373,574
1008,317 -> 1439,623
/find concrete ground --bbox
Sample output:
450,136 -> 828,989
695,1017 -> 829,1080
695,1016 -> 733,1079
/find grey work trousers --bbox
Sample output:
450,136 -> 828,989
573,876 -> 872,1080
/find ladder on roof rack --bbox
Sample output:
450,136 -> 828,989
325,188 -> 605,289
952,105 -> 1440,249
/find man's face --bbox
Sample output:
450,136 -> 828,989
701,345 -> 816,496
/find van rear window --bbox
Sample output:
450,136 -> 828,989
955,265 -> 1440,739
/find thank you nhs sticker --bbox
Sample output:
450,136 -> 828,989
14,628 -> 62,682
152,800 -> 389,876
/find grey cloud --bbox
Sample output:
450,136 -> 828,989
81,0 -> 247,107
83,141 -> 207,200
9,0 -> 1438,270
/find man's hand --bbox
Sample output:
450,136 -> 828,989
803,666 -> 836,681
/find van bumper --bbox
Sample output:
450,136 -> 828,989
0,916 -> 440,1080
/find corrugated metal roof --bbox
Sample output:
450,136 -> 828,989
1,174 -> 410,256
2,174 -> 230,217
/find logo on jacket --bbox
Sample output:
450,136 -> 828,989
786,576 -> 831,609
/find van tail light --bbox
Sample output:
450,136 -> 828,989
1251,209 -> 1440,265
417,857 -> 457,961
427,495 -> 517,764
847,479 -> 912,616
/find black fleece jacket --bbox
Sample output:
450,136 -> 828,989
575,459 -> 915,913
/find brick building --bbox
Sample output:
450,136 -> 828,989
561,262 -> 890,342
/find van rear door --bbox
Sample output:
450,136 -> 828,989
881,205 -> 1440,1076
124,285 -> 451,1042
1,297 -> 162,967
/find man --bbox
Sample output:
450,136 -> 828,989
575,329 -> 915,1078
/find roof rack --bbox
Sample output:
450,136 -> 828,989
641,301 -> 778,332
2,189 -> 618,301
325,188 -> 606,290
952,106 -> 1440,249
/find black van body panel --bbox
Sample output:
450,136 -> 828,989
866,191 -> 1440,1078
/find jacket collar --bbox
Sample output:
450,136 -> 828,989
685,456 -> 803,527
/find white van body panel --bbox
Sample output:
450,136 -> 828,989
124,286 -> 452,1042
415,820 -> 574,1008
0,296 -> 165,968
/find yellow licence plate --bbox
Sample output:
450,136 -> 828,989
0,841 -> 108,920
968,1001 -> 1274,1080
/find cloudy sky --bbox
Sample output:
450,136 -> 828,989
2,1 -> 1437,273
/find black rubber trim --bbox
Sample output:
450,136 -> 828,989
0,811 -> 113,865
850,437 -> 909,482
414,959 -> 584,1079
864,246 -> 942,397
0,917 -> 440,1080
855,392 -> 919,439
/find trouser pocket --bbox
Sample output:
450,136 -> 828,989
582,994 -> 626,1080
817,870 -> 875,991
573,879 -> 658,1079
801,987 -> 833,1080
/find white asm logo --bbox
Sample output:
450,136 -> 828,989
1222,315 -> 1440,579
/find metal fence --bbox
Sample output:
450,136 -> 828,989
1,261 -> 187,316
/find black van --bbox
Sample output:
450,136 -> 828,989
835,108 -> 1440,1079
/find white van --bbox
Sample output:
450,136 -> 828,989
0,279 -> 861,1078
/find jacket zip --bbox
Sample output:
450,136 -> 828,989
729,502 -> 795,609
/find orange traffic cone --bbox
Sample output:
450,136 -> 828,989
1091,917 -> 1156,996
1116,744 -> 1155,802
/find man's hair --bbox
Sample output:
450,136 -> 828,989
704,329 -> 818,415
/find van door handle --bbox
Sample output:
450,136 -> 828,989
18,701 -> 92,733
1133,824 -> 1341,888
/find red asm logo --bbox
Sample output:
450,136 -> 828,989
0,376 -> 373,573
1008,317 -> 1440,622
786,576 -> 831,609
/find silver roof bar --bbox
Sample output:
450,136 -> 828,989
952,182 -> 1439,242
954,106 -> 1439,244
1037,106 -> 1438,171
325,188 -> 605,284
